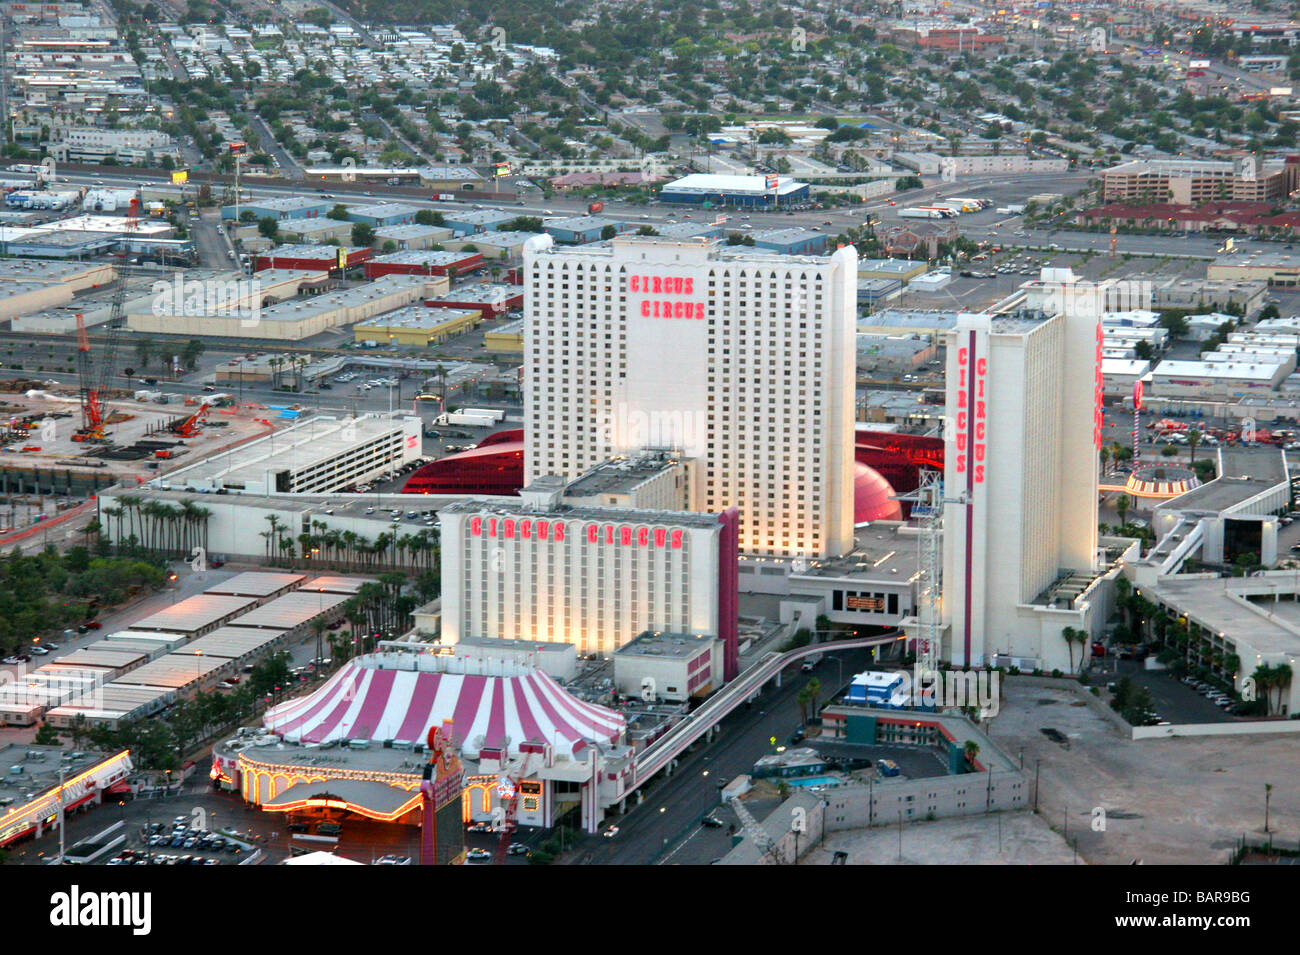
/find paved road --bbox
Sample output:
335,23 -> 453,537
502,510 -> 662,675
569,647 -> 879,865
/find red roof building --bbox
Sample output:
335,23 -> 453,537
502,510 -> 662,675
1076,201 -> 1300,235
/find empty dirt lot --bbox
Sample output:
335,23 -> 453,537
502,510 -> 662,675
989,679 -> 1300,864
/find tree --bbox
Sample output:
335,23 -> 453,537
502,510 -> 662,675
1062,626 -> 1080,673
600,224 -> 618,240
1186,429 -> 1202,462
33,722 -> 61,746
351,222 -> 375,246
805,677 -> 822,720
963,740 -> 980,768
257,216 -> 279,239
1115,493 -> 1130,527
414,209 -> 444,227
134,338 -> 154,370
327,204 -> 350,221
181,339 -> 205,371
796,685 -> 812,725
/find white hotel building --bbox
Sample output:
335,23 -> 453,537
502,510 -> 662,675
940,273 -> 1110,671
522,234 -> 858,560
438,469 -> 742,679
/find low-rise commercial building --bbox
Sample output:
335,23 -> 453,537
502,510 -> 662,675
353,306 -> 484,346
1150,359 -> 1290,400
363,249 -> 483,279
612,630 -> 722,703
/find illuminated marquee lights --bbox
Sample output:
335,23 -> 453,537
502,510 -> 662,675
953,345 -> 987,484
1093,321 -> 1105,450
627,274 -> 705,320
469,515 -> 683,549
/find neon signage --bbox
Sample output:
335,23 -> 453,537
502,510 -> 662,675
469,515 -> 683,549
1094,321 -> 1105,450
627,274 -> 705,320
954,344 -> 986,484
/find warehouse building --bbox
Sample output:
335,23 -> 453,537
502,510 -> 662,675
1151,277 -> 1268,314
353,306 -> 484,346
483,318 -> 524,353
0,258 -> 115,292
1101,358 -> 1153,398
128,274 -> 438,340
442,209 -> 519,235
363,249 -> 484,279
1207,250 -> 1300,286
660,173 -> 810,209
654,222 -> 725,240
750,227 -> 829,256
253,245 -> 373,272
443,230 -> 536,257
374,223 -> 454,250
279,217 -> 354,244
859,258 -> 929,284
128,594 -> 260,638
0,280 -> 75,323
345,202 -> 422,228
543,214 -> 625,244
1149,359 -> 1290,400
221,196 -> 330,222
424,284 -> 522,315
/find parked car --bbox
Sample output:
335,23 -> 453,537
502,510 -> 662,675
466,848 -> 492,861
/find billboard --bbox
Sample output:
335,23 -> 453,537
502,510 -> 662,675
171,170 -> 188,184
764,174 -> 779,190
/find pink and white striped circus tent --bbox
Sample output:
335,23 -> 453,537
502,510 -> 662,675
262,656 -> 626,759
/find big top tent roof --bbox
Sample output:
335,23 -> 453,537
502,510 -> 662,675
263,655 -> 625,759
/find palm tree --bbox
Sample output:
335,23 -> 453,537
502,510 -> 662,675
805,677 -> 822,720
1115,493 -> 1131,527
963,740 -> 980,768
1186,429 -> 1202,462
796,685 -> 812,726
1062,626 -> 1079,673
1099,444 -> 1110,476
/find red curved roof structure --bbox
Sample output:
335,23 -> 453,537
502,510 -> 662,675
406,426 -> 935,517
854,463 -> 902,523
403,429 -> 523,496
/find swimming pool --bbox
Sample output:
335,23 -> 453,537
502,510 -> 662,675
783,775 -> 847,789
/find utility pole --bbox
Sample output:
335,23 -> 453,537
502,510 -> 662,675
57,763 -> 66,865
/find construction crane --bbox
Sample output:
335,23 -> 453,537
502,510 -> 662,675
72,264 -> 129,443
726,793 -> 784,864
169,401 -> 211,438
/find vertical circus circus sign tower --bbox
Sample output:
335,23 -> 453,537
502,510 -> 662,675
420,720 -> 464,866
953,337 -> 987,486
1095,319 -> 1105,451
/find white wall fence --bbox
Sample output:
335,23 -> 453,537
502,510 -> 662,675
1133,719 -> 1300,740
